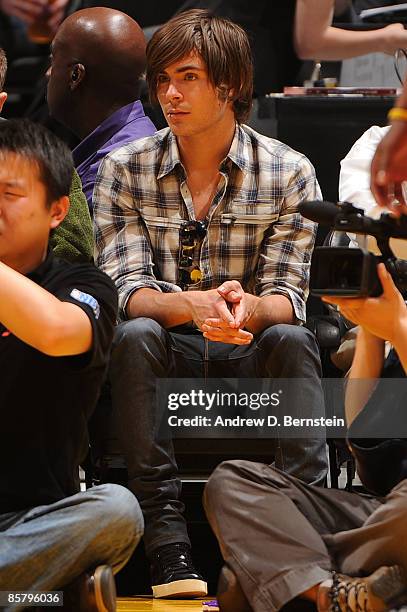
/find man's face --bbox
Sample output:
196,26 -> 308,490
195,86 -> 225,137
156,51 -> 234,138
46,35 -> 72,123
0,153 -> 61,272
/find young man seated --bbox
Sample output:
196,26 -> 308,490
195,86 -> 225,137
0,119 -> 143,612
93,8 -> 327,599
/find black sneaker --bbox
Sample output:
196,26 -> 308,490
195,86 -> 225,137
150,542 -> 208,598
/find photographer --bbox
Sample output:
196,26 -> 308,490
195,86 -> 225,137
204,261 -> 407,611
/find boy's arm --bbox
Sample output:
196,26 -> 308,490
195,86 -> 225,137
0,260 -> 93,356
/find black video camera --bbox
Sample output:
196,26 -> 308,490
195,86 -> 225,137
299,200 -> 407,297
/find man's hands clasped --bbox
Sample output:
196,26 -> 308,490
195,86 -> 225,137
187,280 -> 256,345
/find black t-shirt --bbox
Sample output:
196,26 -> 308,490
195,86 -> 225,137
0,252 -> 118,513
178,0 -> 301,95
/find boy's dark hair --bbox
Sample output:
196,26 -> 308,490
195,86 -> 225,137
146,9 -> 253,123
0,47 -> 7,91
0,119 -> 73,207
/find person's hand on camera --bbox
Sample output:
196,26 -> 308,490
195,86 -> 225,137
322,263 -> 407,344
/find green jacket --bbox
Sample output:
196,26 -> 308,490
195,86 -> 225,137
50,170 -> 94,263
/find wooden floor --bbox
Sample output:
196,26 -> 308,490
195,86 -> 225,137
117,597 -> 212,611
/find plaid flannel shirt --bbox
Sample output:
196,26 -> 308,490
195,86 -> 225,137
94,124 -> 321,323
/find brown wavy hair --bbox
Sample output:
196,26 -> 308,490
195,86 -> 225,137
146,9 -> 253,123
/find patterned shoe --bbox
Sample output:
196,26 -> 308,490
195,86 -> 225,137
317,565 -> 406,612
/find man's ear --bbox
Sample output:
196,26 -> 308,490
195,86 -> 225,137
227,87 -> 235,101
217,84 -> 235,104
0,92 -> 8,113
49,195 -> 70,229
69,63 -> 85,91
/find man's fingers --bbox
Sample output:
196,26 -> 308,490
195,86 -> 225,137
218,280 -> 242,292
203,333 -> 252,345
214,299 -> 235,325
202,326 -> 252,340
217,285 -> 241,303
202,326 -> 253,344
204,318 -> 229,328
377,262 -> 397,294
218,281 -> 244,303
232,300 -> 246,328
202,322 -> 252,337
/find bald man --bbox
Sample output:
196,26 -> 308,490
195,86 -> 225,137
47,7 -> 156,212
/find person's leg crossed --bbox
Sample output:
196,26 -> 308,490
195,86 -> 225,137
0,484 -> 143,592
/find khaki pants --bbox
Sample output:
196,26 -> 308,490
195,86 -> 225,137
204,461 -> 407,612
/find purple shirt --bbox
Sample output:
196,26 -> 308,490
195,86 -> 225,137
73,100 -> 156,213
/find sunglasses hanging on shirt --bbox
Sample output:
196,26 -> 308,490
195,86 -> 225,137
178,220 -> 207,290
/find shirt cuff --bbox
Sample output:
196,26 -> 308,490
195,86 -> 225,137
258,287 -> 306,325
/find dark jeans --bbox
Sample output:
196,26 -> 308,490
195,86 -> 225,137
109,318 -> 328,556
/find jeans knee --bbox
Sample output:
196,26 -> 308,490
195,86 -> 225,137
111,318 -> 169,365
259,324 -> 317,352
258,325 -> 321,378
89,484 -> 144,542
114,317 -> 163,347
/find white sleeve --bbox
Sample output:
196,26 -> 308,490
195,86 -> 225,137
339,125 -> 390,248
339,125 -> 390,216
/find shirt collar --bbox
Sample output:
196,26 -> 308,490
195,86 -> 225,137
157,129 -> 183,180
225,124 -> 251,174
157,123 -> 250,180
73,100 -> 146,167
27,248 -> 54,283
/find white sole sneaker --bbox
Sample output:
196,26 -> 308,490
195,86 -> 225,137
152,578 -> 208,599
